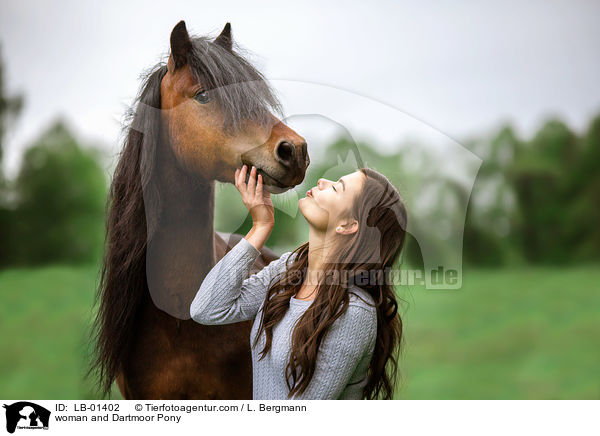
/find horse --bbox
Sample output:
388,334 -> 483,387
86,21 -> 309,399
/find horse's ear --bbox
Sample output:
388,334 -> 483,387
214,22 -> 233,51
170,20 -> 192,70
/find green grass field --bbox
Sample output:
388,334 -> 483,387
1,264 -> 598,399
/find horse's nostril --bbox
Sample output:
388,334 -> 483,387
276,141 -> 295,165
300,141 -> 308,162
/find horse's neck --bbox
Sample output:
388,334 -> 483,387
144,137 -> 218,319
156,131 -> 216,263
160,177 -> 216,266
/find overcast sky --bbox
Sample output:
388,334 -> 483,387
1,0 -> 599,176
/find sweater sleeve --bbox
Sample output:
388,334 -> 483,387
190,237 -> 293,325
290,304 -> 378,400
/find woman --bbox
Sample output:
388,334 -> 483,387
190,164 -> 407,399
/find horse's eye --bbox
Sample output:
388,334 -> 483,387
194,90 -> 211,104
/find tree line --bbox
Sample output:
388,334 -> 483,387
0,50 -> 598,268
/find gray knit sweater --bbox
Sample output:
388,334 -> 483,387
190,237 -> 377,400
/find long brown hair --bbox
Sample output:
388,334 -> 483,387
252,167 -> 408,399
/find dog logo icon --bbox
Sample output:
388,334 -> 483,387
3,402 -> 50,433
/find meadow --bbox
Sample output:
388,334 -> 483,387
1,264 -> 598,399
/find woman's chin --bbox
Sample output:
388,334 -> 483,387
298,199 -> 310,220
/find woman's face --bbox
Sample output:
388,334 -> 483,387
298,170 -> 366,233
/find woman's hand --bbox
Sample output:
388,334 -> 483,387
235,165 -> 275,229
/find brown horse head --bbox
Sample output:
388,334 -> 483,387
160,21 -> 308,192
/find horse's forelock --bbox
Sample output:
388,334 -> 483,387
187,36 -> 282,133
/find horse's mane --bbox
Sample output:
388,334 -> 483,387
85,63 -> 166,398
86,33 -> 281,398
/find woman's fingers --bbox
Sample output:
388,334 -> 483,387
240,165 -> 248,190
233,165 -> 274,226
247,165 -> 256,194
236,165 -> 266,202
256,173 -> 263,198
237,165 -> 248,193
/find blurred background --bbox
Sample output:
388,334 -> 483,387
0,0 -> 598,399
